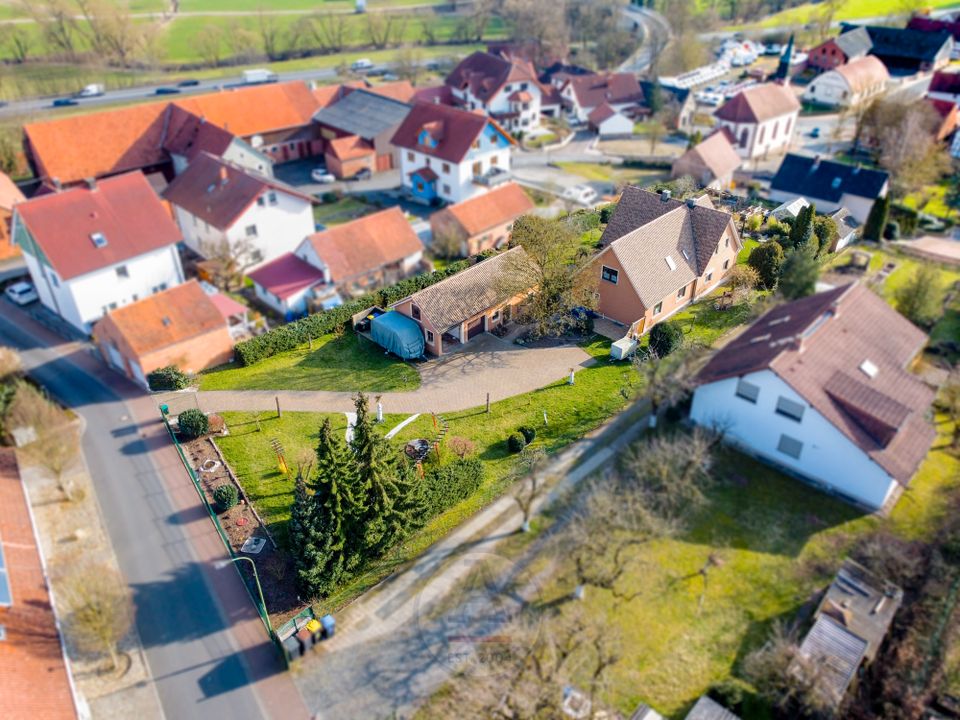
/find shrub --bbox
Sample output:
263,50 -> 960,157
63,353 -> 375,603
213,484 -> 238,512
747,241 -> 785,290
147,365 -> 189,391
507,432 -> 526,453
883,220 -> 900,240
598,203 -> 617,224
448,436 -> 476,459
863,195 -> 890,241
726,265 -> 759,296
422,457 -> 484,517
320,191 -> 337,204
207,414 -> 225,434
891,203 -> 918,237
177,408 -> 209,439
518,425 -> 537,444
778,248 -> 820,300
649,320 -> 683,358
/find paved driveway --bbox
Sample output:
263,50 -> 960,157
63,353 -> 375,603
179,334 -> 594,415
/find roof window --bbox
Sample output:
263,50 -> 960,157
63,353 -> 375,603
665,255 -> 677,271
681,248 -> 690,261
769,314 -> 791,326
90,232 -> 107,248
859,359 -> 878,379
831,177 -> 842,189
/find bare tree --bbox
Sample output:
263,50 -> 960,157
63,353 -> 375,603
225,20 -> 260,64
418,18 -> 439,45
305,11 -> 350,53
512,446 -> 548,533
201,237 -> 257,291
195,25 -> 224,67
75,0 -> 142,66
257,8 -> 283,60
430,224 -> 465,259
633,348 -> 700,428
25,424 -> 82,501
0,345 -> 22,380
395,46 -> 424,85
0,24 -> 34,63
22,0 -> 78,59
366,13 -> 397,50
503,0 -> 569,64
59,563 -> 134,673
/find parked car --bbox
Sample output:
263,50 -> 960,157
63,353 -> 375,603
809,127 -> 820,138
154,87 -> 181,95
382,72 -> 399,82
764,43 -> 783,56
351,58 -> 374,72
311,168 -> 336,183
177,79 -> 200,87
351,168 -> 372,181
52,98 -> 79,107
695,91 -> 724,106
4,281 -> 38,306
562,185 -> 598,206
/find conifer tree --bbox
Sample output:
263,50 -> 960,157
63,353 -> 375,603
288,469 -> 325,598
863,195 -> 890,242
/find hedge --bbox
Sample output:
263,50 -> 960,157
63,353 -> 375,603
177,408 -> 209,439
213,484 -> 238,512
234,258 -> 475,366
422,457 -> 485,517
508,432 -> 526,453
147,365 -> 189,391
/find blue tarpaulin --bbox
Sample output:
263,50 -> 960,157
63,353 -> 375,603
370,311 -> 424,359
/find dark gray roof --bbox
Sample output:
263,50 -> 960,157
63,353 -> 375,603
833,26 -> 873,58
845,23 -> 954,63
685,696 -> 740,720
313,89 -> 412,140
770,154 -> 889,203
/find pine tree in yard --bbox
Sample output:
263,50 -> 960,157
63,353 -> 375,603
863,195 -> 890,242
289,470 -> 326,599
778,247 -> 820,300
788,204 -> 815,250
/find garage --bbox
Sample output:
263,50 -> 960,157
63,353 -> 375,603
467,316 -> 486,340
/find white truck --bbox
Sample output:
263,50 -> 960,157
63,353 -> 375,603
242,69 -> 278,85
77,83 -> 105,98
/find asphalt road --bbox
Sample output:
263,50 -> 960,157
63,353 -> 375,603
0,307 -> 270,720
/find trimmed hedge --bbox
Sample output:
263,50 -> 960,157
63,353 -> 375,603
177,408 -> 209,439
508,432 -> 526,453
147,365 -> 189,391
235,258 -> 475,366
518,426 -> 537,444
213,484 -> 238,512
423,457 -> 484,517
649,320 -> 683,358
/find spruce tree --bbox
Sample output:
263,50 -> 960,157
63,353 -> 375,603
789,204 -> 815,250
863,195 -> 890,242
288,470 -> 325,599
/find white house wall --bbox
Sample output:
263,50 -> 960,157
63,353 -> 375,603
598,113 -> 635,137
399,143 -> 511,204
689,369 -> 897,509
803,71 -> 886,108
768,185 -> 883,224
717,111 -> 797,160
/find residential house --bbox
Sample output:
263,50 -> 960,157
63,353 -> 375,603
807,26 -> 873,73
445,51 -> 543,132
640,81 -> 696,132
926,68 -> 960,103
393,246 -> 530,355
671,129 -> 742,190
391,102 -> 515,204
12,172 -> 184,334
851,24 -> 953,74
690,283 -> 936,510
429,182 -> 533,257
163,152 -> 315,268
0,449 -> 79,720
926,97 -> 959,142
0,171 -> 25,261
588,103 -> 635,137
561,72 -> 645,123
313,88 -> 412,176
795,560 -> 902,708
248,252 -> 328,317
593,188 -> 741,337
908,13 -> 960,42
802,55 -> 889,108
92,280 -> 234,387
295,207 -> 424,300
829,207 -> 861,251
769,154 -> 889,223
714,83 -> 800,161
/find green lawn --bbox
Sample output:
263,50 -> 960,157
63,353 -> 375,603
198,331 -> 421,392
903,181 -> 958,221
725,0 -> 960,30
312,196 -> 380,227
737,238 -> 760,264
555,161 -> 670,189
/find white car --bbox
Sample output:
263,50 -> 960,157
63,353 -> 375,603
562,185 -> 598,206
351,58 -> 374,72
5,281 -> 38,305
311,168 -> 336,184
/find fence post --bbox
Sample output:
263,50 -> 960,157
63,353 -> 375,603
486,393 -> 491,414
275,396 -> 281,419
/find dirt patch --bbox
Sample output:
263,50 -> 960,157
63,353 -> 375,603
180,434 -> 305,628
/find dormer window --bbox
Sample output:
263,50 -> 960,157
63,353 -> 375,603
831,177 -> 842,189
90,232 -> 107,248
859,359 -> 878,379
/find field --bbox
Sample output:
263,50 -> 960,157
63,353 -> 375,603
724,0 -> 960,31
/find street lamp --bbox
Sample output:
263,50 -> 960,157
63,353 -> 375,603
214,557 -> 273,636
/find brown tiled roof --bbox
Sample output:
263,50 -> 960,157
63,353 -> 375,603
438,182 -> 533,237
697,283 -> 935,484
162,152 -> 313,230
411,166 -> 438,181
834,55 -> 889,93
929,68 -> 960,94
446,51 -> 538,103
95,280 -> 226,356
675,129 -> 742,182
15,171 -> 182,280
0,449 -> 77,720
401,246 -> 528,331
162,104 -> 237,163
568,72 -> 644,109
327,135 -> 375,161
587,102 -> 618,126
391,102 -> 514,163
715,82 -> 800,124
0,171 -> 25,211
508,90 -> 533,103
304,207 -> 423,284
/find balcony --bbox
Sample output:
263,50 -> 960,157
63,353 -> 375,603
473,167 -> 511,187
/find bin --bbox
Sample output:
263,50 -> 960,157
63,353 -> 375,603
320,614 -> 336,640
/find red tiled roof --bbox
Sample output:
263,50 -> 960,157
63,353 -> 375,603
508,90 -> 533,103
248,252 -> 324,299
675,129 -> 742,180
162,104 -> 237,163
697,283 -> 935,484
208,291 -> 247,319
15,171 -> 182,280
303,207 -> 423,284
327,135 -> 375,161
0,449 -> 77,720
162,152 -> 313,230
438,182 -> 533,237
413,84 -> 455,105
568,72 -> 644,109
364,80 -> 417,103
927,97 -> 958,119
445,51 -> 538,103
95,280 -> 227,356
715,82 -> 800,124
587,101 -> 619,126
0,171 -> 25,211
411,166 -> 438,181
173,81 -> 319,137
929,69 -> 960,95
391,102 -> 514,163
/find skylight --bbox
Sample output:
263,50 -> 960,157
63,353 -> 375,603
90,232 -> 107,248
681,248 -> 690,261
665,255 -> 677,271
769,315 -> 791,326
859,359 -> 878,379
831,177 -> 842,189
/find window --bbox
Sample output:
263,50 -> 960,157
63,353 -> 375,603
115,265 -> 129,279
777,434 -> 803,459
601,265 -> 619,284
90,232 -> 108,248
442,163 -> 450,173
490,155 -> 499,166
426,330 -> 435,343
776,396 -> 805,422
245,225 -> 258,237
653,301 -> 663,315
725,237 -> 729,248
772,121 -> 778,139
250,249 -> 264,263
859,359 -> 878,379
739,128 -> 748,148
443,184 -> 451,195
407,151 -> 414,162
492,310 -> 500,321
257,196 -> 265,207
677,285 -> 687,298
425,158 -> 431,167
758,126 -> 765,144
473,161 -> 483,176
723,259 -> 730,269
705,271 -> 713,282
521,82 -> 528,90
665,255 -> 677,271
735,378 -> 760,403
152,282 -> 168,294
49,271 -> 59,288
412,304 -> 421,320
268,192 -> 278,205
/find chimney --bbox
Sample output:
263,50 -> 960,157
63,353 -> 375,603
686,197 -> 695,209
812,154 -> 821,170
219,166 -> 229,185
660,189 -> 671,202
52,177 -> 62,192
84,177 -> 96,190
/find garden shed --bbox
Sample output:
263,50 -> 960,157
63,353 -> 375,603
370,311 -> 424,359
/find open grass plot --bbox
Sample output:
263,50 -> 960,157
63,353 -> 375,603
724,0 -> 960,31
554,162 -> 670,190
198,332 -> 421,392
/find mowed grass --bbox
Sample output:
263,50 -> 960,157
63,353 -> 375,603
198,331 -> 421,392
554,161 -> 670,189
313,196 -> 380,226
725,0 -> 960,30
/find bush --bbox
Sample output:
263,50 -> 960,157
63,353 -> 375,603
507,432 -> 526,453
727,265 -> 759,296
207,414 -> 225,434
747,241 -> 785,290
891,203 -> 918,237
518,425 -> 537,444
883,220 -> 900,240
422,457 -> 484,517
147,365 -> 189,392
177,408 -> 209,439
598,203 -> 617,224
213,484 -> 238,512
448,436 -> 476,458
649,320 -> 683,358
320,191 -> 337,204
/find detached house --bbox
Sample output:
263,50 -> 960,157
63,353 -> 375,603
593,188 -> 740,337
429,182 -> 533,257
769,154 -> 889,223
445,51 -> 543,133
391,102 -> 515,204
856,24 -> 953,74
926,69 -> 960,103
163,152 -> 315,268
690,283 -> 936,510
807,26 -> 873,73
714,83 -> 800,161
561,72 -> 644,123
803,55 -> 889,108
671,129 -> 742,190
12,172 -> 184,334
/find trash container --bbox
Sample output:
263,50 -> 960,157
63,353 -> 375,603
282,634 -> 302,662
320,614 -> 336,640
296,626 -> 314,653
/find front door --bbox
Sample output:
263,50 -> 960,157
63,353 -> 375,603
467,316 -> 486,340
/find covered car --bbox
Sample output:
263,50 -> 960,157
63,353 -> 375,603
370,311 -> 424,360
